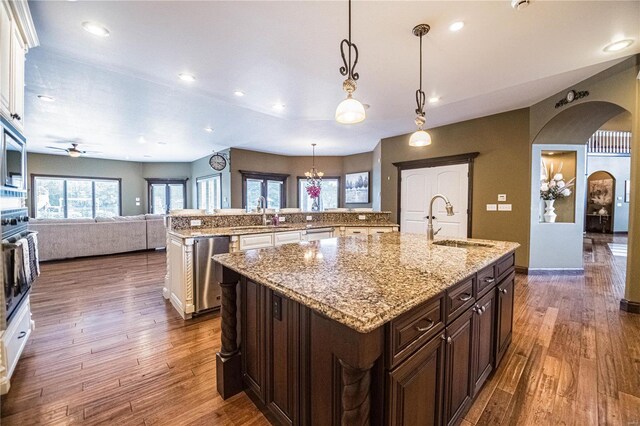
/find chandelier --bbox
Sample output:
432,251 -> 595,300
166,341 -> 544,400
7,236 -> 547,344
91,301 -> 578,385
335,0 -> 366,124
305,143 -> 324,187
409,24 -> 432,147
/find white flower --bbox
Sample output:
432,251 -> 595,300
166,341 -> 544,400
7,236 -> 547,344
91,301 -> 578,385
553,173 -> 564,181
561,188 -> 571,197
557,180 -> 565,188
540,183 -> 549,192
549,180 -> 556,188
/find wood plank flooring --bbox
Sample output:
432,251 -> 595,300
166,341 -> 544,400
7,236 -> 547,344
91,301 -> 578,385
1,233 -> 639,425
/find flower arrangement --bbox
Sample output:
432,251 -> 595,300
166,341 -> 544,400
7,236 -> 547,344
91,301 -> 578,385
540,160 -> 575,201
306,183 -> 321,199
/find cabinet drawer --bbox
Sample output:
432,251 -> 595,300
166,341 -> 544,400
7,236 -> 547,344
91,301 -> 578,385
446,277 -> 475,322
368,227 -> 393,235
387,296 -> 444,368
306,231 -> 333,241
344,227 -> 368,237
496,253 -> 515,281
476,264 -> 497,296
274,231 -> 302,246
240,233 -> 274,250
2,297 -> 32,380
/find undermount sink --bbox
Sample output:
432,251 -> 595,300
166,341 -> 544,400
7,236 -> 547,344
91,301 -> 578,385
432,239 -> 494,248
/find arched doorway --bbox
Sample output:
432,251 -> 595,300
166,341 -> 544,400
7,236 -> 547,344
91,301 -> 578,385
586,170 -> 615,233
529,101 -> 632,272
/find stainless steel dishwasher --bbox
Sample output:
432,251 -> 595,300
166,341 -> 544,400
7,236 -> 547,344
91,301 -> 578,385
193,236 -> 230,313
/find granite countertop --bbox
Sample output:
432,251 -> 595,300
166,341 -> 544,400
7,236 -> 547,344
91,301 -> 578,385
168,222 -> 399,238
213,233 -> 519,333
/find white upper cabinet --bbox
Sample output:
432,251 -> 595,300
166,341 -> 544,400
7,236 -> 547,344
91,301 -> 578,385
0,1 -> 12,117
0,0 -> 38,134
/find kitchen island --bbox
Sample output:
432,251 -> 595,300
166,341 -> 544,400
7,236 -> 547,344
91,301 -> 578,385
213,233 -> 519,426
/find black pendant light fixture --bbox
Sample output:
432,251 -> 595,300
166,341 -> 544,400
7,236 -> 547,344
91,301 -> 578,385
335,0 -> 366,124
409,24 -> 432,147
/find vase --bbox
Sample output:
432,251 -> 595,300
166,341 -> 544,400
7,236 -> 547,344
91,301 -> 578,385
311,198 -> 320,212
543,199 -> 557,223
598,206 -> 608,216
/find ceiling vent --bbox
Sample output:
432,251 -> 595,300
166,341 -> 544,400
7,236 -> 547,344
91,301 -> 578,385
511,0 -> 530,10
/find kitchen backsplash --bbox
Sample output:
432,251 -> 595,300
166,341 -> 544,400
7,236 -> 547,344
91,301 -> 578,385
170,212 -> 393,230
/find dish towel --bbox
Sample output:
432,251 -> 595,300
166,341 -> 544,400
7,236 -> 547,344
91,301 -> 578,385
19,237 -> 32,285
27,233 -> 40,277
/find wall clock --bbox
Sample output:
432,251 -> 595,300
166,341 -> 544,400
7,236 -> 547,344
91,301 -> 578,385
566,90 -> 576,103
209,153 -> 227,171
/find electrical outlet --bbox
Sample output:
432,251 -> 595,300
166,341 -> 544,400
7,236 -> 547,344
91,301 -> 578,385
135,197 -> 141,202
190,219 -> 202,226
498,204 -> 512,211
358,215 -> 366,220
306,215 -> 313,221
486,204 -> 497,211
498,194 -> 507,202
279,216 -> 286,222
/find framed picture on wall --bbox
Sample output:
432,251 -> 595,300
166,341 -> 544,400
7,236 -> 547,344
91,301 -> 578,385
345,171 -> 370,204
625,180 -> 631,203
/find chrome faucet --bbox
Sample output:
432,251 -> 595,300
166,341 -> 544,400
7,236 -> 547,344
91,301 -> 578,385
427,194 -> 455,242
257,196 -> 268,226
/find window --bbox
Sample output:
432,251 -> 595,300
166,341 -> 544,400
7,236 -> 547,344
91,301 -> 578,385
33,175 -> 121,219
241,171 -> 288,211
197,175 -> 222,212
147,179 -> 187,214
297,177 -> 340,211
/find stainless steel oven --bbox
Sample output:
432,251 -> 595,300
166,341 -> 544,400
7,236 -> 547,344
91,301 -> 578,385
2,208 -> 33,324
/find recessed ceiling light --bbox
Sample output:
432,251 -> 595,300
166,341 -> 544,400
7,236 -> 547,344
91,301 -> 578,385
603,39 -> 634,53
204,127 -> 214,132
157,141 -> 167,145
178,73 -> 196,82
82,21 -> 110,37
143,155 -> 152,158
428,96 -> 441,104
138,136 -> 146,144
37,95 -> 55,102
272,103 -> 285,111
449,21 -> 464,32
234,90 -> 245,97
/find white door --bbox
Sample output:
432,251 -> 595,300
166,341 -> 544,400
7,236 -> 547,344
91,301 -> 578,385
10,23 -> 25,131
400,163 -> 469,238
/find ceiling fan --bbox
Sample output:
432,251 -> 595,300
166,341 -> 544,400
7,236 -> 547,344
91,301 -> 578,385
45,143 -> 102,158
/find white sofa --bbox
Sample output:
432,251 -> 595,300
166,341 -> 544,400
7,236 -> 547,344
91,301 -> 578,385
29,214 -> 166,261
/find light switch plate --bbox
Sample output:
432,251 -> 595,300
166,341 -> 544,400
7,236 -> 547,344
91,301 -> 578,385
306,215 -> 313,221
498,194 -> 507,202
617,203 -> 622,207
486,204 -> 497,211
279,216 -> 286,222
498,204 -> 512,211
358,215 -> 366,220
190,219 -> 202,226
135,202 -> 141,206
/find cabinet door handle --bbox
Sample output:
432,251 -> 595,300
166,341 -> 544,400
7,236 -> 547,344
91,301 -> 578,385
415,319 -> 435,332
458,293 -> 472,302
499,288 -> 508,294
17,331 -> 27,339
440,334 -> 452,344
484,277 -> 495,284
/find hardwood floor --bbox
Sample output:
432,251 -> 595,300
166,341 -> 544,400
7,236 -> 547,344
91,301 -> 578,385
1,234 -> 639,425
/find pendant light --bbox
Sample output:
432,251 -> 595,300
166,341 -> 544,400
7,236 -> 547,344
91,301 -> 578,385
335,0 -> 365,124
409,24 -> 432,147
304,143 -> 324,184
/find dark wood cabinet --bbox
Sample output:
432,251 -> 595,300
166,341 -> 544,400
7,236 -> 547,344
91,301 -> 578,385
471,290 -> 496,396
387,332 -> 446,426
495,271 -> 515,367
241,279 -> 265,401
443,309 -> 474,426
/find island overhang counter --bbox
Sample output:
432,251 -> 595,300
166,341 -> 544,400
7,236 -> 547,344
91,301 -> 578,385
213,233 -> 519,426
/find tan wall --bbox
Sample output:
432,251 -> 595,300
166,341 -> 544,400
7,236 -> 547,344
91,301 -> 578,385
229,148 -> 373,209
380,108 -> 531,268
600,111 -> 633,131
27,153 -> 192,216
